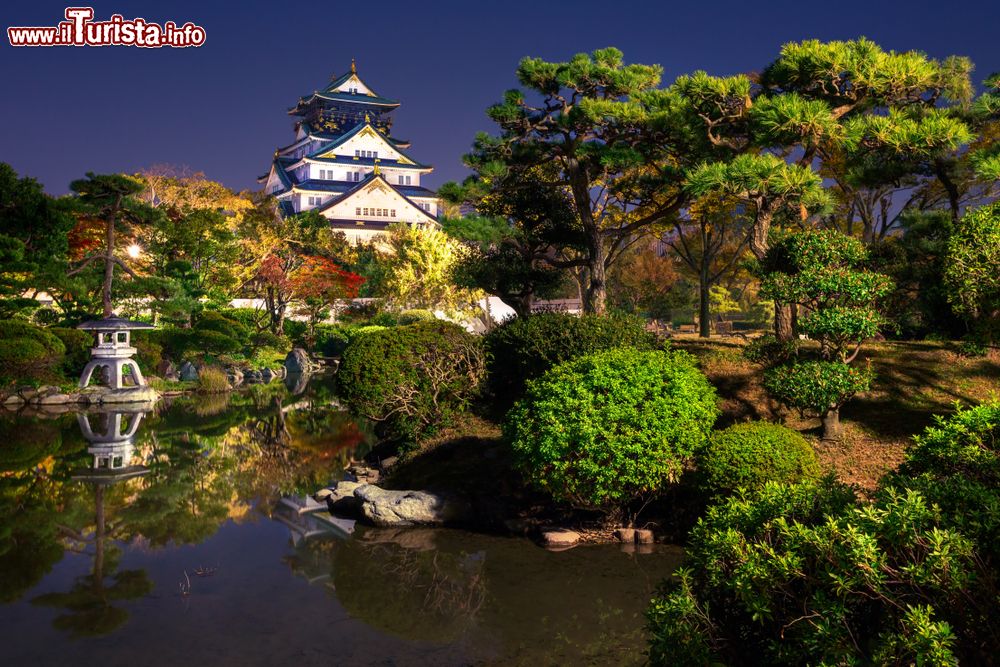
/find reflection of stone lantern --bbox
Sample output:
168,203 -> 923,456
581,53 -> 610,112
72,410 -> 150,484
77,316 -> 155,390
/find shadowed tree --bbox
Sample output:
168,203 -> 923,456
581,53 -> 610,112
666,195 -> 752,337
481,48 -> 709,314
440,162 -> 582,317
944,201 -> 1000,344
68,173 -> 163,317
0,163 -> 76,319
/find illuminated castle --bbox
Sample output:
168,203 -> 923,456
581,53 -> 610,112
259,60 -> 441,243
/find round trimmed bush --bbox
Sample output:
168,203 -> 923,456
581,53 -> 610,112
313,324 -> 350,357
485,312 -> 656,408
696,422 -> 820,497
194,311 -> 249,342
504,347 -> 719,515
338,321 -> 485,443
50,327 -> 92,374
0,320 -> 65,383
397,309 -> 437,325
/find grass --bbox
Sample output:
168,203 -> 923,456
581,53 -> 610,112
197,366 -> 230,393
148,377 -> 197,393
671,335 -> 1000,490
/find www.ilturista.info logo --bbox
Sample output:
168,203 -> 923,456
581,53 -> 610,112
8,7 -> 206,48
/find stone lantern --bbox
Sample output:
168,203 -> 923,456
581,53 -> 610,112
76,315 -> 155,390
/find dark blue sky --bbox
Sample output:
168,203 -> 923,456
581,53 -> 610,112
2,0 -> 998,195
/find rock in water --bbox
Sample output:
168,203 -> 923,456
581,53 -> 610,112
540,528 -> 581,549
316,480 -> 365,513
179,361 -> 199,381
284,348 -> 316,374
354,485 -> 471,527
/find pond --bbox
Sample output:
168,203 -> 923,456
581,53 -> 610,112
0,376 -> 681,666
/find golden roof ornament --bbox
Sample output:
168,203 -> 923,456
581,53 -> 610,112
351,58 -> 356,74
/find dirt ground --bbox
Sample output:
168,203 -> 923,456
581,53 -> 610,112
672,336 -> 1000,491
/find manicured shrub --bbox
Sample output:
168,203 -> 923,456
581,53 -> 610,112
944,201 -> 1000,341
217,307 -> 268,332
250,330 -> 289,352
742,333 -> 798,366
371,311 -> 399,327
647,479 -> 987,666
194,311 -> 249,342
313,324 -> 350,357
397,309 -> 436,325
350,324 -> 388,338
157,327 -> 193,361
0,320 -> 65,383
696,422 -> 820,497
190,329 -> 242,356
133,337 -> 163,374
485,312 -> 656,407
283,319 -> 308,346
338,321 -> 485,443
759,230 -> 891,441
505,348 -> 718,520
49,327 -> 92,374
197,366 -> 230,393
763,361 -> 874,438
888,402 -> 1000,566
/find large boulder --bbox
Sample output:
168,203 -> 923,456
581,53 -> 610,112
284,348 -> 318,374
540,528 -> 581,550
354,485 -> 472,527
226,367 -> 244,386
316,480 -> 365,514
178,361 -> 199,381
157,359 -> 178,381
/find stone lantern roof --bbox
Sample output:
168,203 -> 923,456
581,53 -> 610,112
77,315 -> 155,331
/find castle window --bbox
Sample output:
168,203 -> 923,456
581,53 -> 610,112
356,207 -> 361,215
391,209 -> 396,217
363,208 -> 369,215
355,150 -> 360,157
405,175 -> 412,185
398,175 -> 404,185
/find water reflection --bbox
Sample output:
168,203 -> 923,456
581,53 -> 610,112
31,410 -> 156,637
0,377 -> 371,631
0,377 -> 676,665
287,526 -> 682,665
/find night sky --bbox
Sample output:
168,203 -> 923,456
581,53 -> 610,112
2,0 -> 998,195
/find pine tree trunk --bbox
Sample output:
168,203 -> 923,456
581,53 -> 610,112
822,407 -> 842,441
102,202 -> 118,318
583,229 -> 608,315
699,275 -> 711,338
775,303 -> 794,341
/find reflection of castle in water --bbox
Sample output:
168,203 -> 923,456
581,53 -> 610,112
272,495 -> 355,547
72,410 -> 151,485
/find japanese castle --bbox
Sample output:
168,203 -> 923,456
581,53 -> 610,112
259,60 -> 441,243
